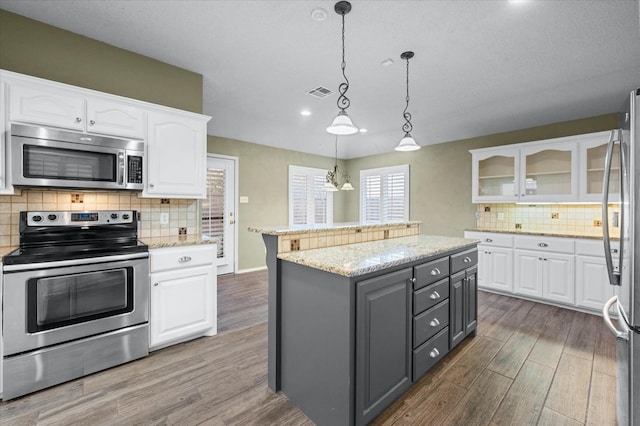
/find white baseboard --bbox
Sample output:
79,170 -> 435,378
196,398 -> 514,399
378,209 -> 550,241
235,266 -> 268,274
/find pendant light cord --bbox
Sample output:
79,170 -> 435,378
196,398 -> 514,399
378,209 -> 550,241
402,56 -> 413,134
337,11 -> 351,112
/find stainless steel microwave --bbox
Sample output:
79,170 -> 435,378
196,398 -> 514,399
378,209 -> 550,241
10,123 -> 144,191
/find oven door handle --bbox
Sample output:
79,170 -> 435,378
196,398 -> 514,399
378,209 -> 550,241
2,252 -> 149,272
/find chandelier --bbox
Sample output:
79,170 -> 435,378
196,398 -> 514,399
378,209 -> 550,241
395,51 -> 421,151
326,1 -> 358,135
324,136 -> 354,191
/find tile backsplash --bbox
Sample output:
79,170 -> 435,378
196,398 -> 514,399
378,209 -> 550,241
475,203 -> 620,238
0,189 -> 199,247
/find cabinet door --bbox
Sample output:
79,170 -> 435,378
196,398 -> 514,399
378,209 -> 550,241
477,249 -> 491,289
450,271 -> 465,349
465,266 -> 478,335
86,99 -> 145,139
542,253 -> 575,305
576,255 -> 615,311
485,247 -> 514,293
471,149 -> 519,203
356,268 -> 412,425
9,84 -> 85,130
149,264 -> 216,349
519,142 -> 578,202
579,132 -> 620,202
146,111 -> 207,198
514,250 -> 543,298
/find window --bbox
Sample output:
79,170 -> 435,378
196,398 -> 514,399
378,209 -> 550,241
201,166 -> 226,258
289,165 -> 333,225
360,164 -> 410,222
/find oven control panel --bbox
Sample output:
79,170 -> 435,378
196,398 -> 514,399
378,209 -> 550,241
26,210 -> 136,226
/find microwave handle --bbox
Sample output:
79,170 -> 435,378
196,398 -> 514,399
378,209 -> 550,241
118,152 -> 125,185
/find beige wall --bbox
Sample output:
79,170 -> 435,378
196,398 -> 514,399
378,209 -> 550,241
343,114 -> 619,238
0,9 -> 202,113
207,135 -> 349,270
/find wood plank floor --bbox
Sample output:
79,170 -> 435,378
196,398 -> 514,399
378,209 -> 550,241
0,270 -> 617,425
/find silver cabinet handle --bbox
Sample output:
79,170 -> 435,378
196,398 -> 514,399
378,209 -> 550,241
611,248 -> 618,254
429,291 -> 440,300
89,119 -> 95,125
153,282 -> 159,287
411,277 -> 417,284
75,117 -> 82,123
149,183 -> 155,188
485,238 -> 493,242
430,268 -> 440,276
463,256 -> 472,263
429,318 -> 440,327
429,348 -> 440,358
178,256 -> 192,263
537,242 -> 548,248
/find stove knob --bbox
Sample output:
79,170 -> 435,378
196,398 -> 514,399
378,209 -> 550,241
122,214 -> 130,220
32,215 -> 43,223
110,213 -> 119,220
47,214 -> 58,221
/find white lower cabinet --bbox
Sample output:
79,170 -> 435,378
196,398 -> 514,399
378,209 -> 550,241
149,244 -> 217,350
541,252 -> 575,305
465,231 -> 513,293
514,250 -> 544,298
575,255 -> 615,311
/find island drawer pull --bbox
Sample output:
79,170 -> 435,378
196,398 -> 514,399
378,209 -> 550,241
430,268 -> 441,276
429,318 -> 440,327
178,256 -> 192,263
463,256 -> 472,263
538,242 -> 548,247
429,291 -> 440,300
429,348 -> 440,358
485,238 -> 493,242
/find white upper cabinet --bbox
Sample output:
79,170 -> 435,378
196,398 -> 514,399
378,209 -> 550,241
85,98 -> 145,139
471,131 -> 613,203
9,83 -> 85,131
145,111 -> 208,199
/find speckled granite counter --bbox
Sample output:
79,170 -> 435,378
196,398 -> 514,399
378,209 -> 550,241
142,235 -> 217,249
249,221 -> 421,236
278,235 -> 477,277
466,228 -> 618,240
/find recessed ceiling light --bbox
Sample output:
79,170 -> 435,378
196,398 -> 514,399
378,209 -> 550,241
359,128 -> 368,133
381,59 -> 394,67
300,110 -> 312,116
311,7 -> 328,22
508,0 -> 530,4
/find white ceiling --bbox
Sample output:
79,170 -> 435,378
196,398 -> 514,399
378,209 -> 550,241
1,0 -> 639,159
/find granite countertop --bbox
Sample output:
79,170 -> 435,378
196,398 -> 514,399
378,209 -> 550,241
249,221 -> 422,236
465,228 -> 618,240
142,235 -> 218,249
278,235 -> 477,277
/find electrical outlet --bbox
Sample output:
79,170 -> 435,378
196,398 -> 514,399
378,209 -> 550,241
551,212 -> 559,219
593,220 -> 602,227
160,213 -> 169,225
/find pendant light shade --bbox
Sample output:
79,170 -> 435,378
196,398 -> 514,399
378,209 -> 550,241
395,51 -> 421,152
327,1 -> 358,135
341,181 -> 355,191
324,135 -> 355,191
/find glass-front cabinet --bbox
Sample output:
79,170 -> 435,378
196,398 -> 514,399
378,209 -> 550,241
471,130 -> 613,203
472,148 -> 519,203
579,131 -> 619,202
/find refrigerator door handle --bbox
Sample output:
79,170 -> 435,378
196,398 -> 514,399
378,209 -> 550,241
602,129 -> 622,286
602,295 -> 629,340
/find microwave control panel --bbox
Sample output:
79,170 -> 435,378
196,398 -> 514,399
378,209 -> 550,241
127,155 -> 143,184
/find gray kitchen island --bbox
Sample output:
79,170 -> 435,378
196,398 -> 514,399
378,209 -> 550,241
254,228 -> 479,426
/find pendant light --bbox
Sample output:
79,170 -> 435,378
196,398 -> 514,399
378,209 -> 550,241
395,51 -> 421,151
326,1 -> 358,135
324,136 -> 354,191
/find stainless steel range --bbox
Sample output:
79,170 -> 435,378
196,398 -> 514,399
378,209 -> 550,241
2,210 -> 149,400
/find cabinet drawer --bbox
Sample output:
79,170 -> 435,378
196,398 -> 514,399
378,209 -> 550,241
514,235 -> 574,254
575,239 -> 619,257
465,231 -> 513,248
450,248 -> 478,274
149,244 -> 216,273
413,327 -> 449,381
414,278 -> 449,315
413,299 -> 449,348
414,257 -> 449,289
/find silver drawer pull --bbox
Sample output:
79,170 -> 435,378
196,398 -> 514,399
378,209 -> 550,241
538,242 -> 548,247
178,256 -> 192,263
429,291 -> 441,300
429,348 -> 440,358
463,256 -> 472,263
611,248 -> 618,253
430,268 -> 441,276
429,318 -> 440,327
485,238 -> 493,242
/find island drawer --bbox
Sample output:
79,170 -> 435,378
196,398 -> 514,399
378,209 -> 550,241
450,248 -> 478,274
414,257 -> 449,289
414,277 -> 449,315
413,299 -> 449,348
413,327 -> 449,381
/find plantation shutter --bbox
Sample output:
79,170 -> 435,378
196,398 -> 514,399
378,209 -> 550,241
288,165 -> 333,226
202,167 -> 225,258
360,165 -> 409,222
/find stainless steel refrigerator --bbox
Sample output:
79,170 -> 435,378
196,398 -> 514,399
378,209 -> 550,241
602,88 -> 640,426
